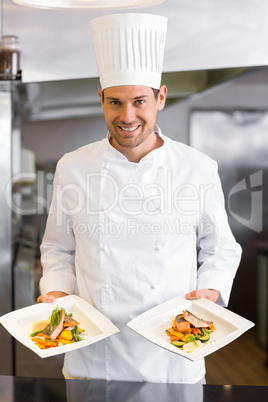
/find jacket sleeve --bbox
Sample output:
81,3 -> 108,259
39,161 -> 77,295
196,161 -> 242,306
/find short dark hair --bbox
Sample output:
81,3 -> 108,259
152,88 -> 160,99
101,87 -> 160,102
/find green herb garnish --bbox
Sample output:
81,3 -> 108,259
50,306 -> 61,327
50,306 -> 69,326
30,330 -> 43,337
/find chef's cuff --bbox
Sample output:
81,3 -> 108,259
197,272 -> 234,307
40,272 -> 76,296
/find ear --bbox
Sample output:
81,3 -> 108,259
157,85 -> 167,111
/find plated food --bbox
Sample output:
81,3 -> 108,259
30,305 -> 86,349
127,296 -> 254,361
166,309 -> 216,353
0,295 -> 120,358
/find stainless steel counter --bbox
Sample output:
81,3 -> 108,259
1,376 -> 268,402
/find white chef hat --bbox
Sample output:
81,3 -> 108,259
89,13 -> 167,90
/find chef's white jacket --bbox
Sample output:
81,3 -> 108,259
40,127 -> 241,383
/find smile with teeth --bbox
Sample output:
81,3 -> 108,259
119,125 -> 140,132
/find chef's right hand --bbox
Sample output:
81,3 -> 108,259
37,291 -> 68,303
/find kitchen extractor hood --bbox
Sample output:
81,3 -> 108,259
3,0 -> 268,83
3,0 -> 268,121
12,0 -> 165,9
17,66 -> 259,121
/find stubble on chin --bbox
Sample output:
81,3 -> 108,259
108,122 -> 156,150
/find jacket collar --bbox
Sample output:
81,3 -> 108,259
104,125 -> 166,163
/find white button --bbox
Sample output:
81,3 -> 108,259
151,284 -> 156,290
158,164 -> 164,169
154,245 -> 161,251
100,245 -> 108,252
104,284 -> 110,289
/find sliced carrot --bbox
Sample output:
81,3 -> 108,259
35,344 -> 46,349
32,340 -> 47,349
169,335 -> 181,341
44,343 -> 57,348
36,333 -> 45,337
165,328 -> 174,335
32,337 -> 57,348
58,336 -> 73,342
169,330 -> 184,339
31,338 -> 47,345
58,339 -> 72,345
63,322 -> 78,328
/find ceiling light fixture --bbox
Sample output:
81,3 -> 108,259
12,0 -> 165,9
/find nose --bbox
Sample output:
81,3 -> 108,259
120,104 -> 136,123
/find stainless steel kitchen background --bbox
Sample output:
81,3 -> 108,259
1,66 -> 267,378
190,109 -> 268,346
1,0 -> 268,380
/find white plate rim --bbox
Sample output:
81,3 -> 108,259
0,295 -> 120,358
126,296 -> 255,361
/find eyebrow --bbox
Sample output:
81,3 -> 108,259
105,95 -> 149,101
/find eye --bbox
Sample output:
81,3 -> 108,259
135,99 -> 144,105
106,99 -> 121,106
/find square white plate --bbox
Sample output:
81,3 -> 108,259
127,296 -> 254,361
0,295 -> 120,358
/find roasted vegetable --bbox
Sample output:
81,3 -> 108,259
30,306 -> 86,350
165,310 -> 215,352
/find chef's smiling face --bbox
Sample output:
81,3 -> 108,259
99,85 -> 167,158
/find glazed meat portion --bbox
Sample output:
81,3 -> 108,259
42,309 -> 65,339
182,310 -> 213,328
63,315 -> 79,327
175,313 -> 191,333
175,310 -> 214,333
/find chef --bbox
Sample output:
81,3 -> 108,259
38,13 -> 242,383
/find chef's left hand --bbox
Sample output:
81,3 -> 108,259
186,289 -> 220,303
